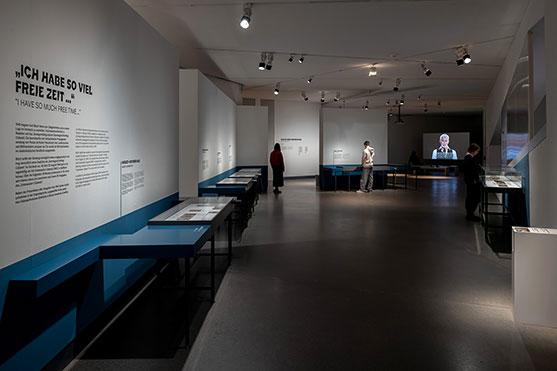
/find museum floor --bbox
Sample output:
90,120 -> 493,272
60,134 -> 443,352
66,178 -> 557,371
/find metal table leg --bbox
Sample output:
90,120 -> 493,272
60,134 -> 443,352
227,216 -> 232,266
210,235 -> 215,302
184,258 -> 190,345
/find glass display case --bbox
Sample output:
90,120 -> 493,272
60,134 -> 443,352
481,166 -> 523,189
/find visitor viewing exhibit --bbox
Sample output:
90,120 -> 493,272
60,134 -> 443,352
1,0 -> 557,370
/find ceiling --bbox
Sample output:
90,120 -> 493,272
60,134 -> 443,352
126,0 -> 531,113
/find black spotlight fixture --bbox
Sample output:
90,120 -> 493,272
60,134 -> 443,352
455,47 -> 471,66
258,52 -> 266,71
301,91 -> 308,101
239,3 -> 252,29
424,103 -> 428,113
265,53 -> 274,71
307,76 -> 313,84
288,54 -> 294,63
421,63 -> 432,77
364,101 -> 369,111
274,83 -> 280,96
334,92 -> 340,102
400,95 -> 405,105
463,53 -> 472,64
299,55 -> 305,64
393,78 -> 401,92
320,91 -> 325,103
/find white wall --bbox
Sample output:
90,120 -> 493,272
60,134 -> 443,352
179,70 -> 199,197
483,0 -> 557,227
530,0 -> 557,227
322,108 -> 388,165
237,105 -> 269,166
198,73 -> 237,181
0,0 -> 178,269
275,101 -> 320,177
179,70 -> 237,196
484,0 -> 544,149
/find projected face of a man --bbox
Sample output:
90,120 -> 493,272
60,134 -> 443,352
439,134 -> 450,149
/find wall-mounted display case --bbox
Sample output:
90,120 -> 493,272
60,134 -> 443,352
481,167 -> 523,189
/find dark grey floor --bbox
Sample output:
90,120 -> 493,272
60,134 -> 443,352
68,178 -> 557,371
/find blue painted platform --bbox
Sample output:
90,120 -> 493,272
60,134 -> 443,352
100,225 -> 212,259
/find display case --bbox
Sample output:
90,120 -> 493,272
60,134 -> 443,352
480,167 -> 527,254
480,167 -> 523,189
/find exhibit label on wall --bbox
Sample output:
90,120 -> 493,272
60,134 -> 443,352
0,0 -> 178,269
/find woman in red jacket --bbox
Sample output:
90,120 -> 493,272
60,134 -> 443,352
270,143 -> 285,194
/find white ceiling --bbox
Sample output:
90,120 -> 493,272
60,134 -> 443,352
126,0 -> 531,113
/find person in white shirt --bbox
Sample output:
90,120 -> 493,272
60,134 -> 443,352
358,140 -> 374,193
432,133 -> 458,160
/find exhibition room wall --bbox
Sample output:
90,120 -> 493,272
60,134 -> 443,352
179,70 -> 237,197
322,108 -> 388,165
485,0 -> 557,227
388,114 -> 483,164
275,100 -> 321,177
237,106 -> 269,166
0,0 -> 178,368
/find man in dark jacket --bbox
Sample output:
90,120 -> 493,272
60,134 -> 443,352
462,143 -> 482,221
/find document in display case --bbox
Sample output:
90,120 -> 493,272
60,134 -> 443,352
149,197 -> 234,225
480,167 -> 523,190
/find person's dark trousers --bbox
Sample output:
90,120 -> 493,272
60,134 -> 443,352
465,183 -> 481,217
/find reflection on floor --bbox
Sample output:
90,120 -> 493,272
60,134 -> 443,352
66,178 -> 557,371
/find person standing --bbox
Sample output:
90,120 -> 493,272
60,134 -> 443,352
270,143 -> 285,194
462,143 -> 482,221
358,140 -> 374,193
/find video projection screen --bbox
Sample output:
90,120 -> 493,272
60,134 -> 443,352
423,132 -> 470,160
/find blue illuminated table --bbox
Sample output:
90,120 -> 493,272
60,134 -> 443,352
100,224 -> 216,344
216,178 -> 254,187
149,197 -> 235,265
100,225 -> 212,259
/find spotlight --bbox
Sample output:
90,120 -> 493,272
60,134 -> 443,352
334,92 -> 340,102
265,53 -> 274,70
424,103 -> 428,113
320,91 -> 325,103
400,95 -> 405,105
379,79 -> 383,86
364,100 -> 369,110
239,3 -> 252,29
393,78 -> 401,92
421,63 -> 432,77
463,53 -> 472,64
298,55 -> 305,64
301,91 -> 308,101
437,100 -> 441,106
288,54 -> 294,63
386,99 -> 390,106
368,65 -> 377,77
417,95 -> 422,101
455,47 -> 471,66
258,52 -> 266,70
274,83 -> 280,95
307,76 -> 313,84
